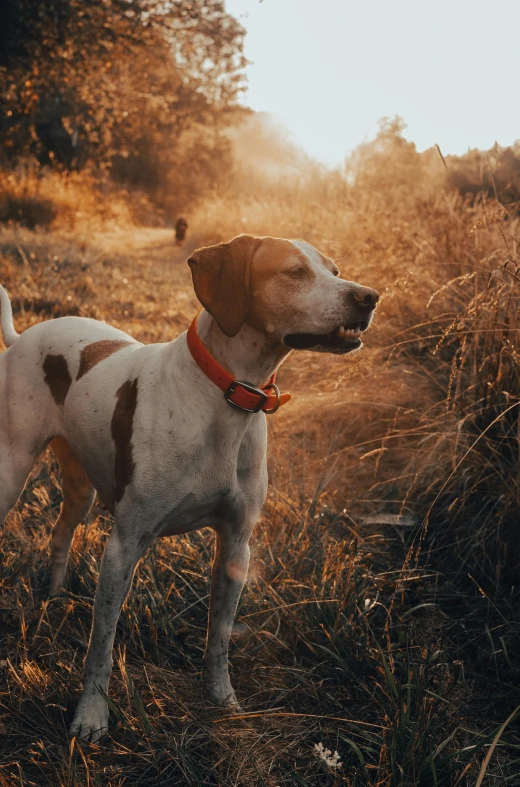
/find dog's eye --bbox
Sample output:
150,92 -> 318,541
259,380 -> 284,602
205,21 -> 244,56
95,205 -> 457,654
286,266 -> 306,278
332,267 -> 340,277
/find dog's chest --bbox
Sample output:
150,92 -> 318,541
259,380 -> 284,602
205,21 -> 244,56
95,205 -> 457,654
154,485 -> 247,537
126,407 -> 268,535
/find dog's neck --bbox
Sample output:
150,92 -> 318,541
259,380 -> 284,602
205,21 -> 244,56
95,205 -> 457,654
196,310 -> 290,386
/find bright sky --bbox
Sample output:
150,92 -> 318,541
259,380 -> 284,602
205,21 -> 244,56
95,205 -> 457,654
225,0 -> 520,165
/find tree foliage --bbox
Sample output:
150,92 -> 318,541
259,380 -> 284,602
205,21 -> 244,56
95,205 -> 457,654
0,0 -> 247,210
448,142 -> 520,206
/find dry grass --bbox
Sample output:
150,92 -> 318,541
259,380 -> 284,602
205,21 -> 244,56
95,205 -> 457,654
1,158 -> 520,785
0,168 -> 158,233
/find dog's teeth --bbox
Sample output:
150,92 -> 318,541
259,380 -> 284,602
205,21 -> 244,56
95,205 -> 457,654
339,326 -> 363,338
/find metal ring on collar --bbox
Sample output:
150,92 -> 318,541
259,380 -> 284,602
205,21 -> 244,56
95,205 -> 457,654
262,382 -> 281,414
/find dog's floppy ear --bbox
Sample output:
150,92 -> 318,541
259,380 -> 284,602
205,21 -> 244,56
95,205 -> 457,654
187,235 -> 263,337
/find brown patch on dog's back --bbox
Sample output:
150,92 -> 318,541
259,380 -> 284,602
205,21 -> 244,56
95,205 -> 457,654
43,354 -> 72,405
111,379 -> 138,503
77,339 -> 132,381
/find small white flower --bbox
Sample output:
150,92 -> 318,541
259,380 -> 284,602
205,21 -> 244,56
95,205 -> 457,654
314,741 -> 342,769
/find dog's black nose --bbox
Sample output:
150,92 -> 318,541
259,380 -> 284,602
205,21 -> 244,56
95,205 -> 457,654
351,286 -> 379,309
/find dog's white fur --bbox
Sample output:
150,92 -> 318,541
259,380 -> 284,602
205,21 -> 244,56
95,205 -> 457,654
0,235 -> 377,741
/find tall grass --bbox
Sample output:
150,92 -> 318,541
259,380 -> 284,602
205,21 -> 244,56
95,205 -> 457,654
401,200 -> 520,587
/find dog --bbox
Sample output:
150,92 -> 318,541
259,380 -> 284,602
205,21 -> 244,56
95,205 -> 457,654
0,234 -> 378,741
174,217 -> 188,245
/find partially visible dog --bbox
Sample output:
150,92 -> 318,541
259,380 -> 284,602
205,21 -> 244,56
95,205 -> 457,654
175,216 -> 188,245
0,234 -> 378,741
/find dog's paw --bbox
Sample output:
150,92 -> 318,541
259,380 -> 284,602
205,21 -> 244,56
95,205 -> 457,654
69,694 -> 109,743
204,676 -> 242,712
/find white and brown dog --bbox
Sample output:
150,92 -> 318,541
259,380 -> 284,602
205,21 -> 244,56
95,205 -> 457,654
0,234 -> 378,741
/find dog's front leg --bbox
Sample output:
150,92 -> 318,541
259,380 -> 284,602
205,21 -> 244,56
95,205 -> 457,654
70,526 -> 149,742
204,529 -> 251,709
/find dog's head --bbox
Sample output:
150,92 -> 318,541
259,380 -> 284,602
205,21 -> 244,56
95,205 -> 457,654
187,234 -> 378,354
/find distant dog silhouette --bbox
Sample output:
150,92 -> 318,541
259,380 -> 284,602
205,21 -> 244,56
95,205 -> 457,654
175,217 -> 188,245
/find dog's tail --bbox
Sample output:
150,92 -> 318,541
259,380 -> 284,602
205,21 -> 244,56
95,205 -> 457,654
0,284 -> 20,348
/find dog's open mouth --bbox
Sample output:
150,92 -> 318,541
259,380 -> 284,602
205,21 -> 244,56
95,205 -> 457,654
283,322 -> 369,353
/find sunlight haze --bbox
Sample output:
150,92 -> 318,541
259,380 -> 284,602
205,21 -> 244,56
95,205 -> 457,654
226,0 -> 520,165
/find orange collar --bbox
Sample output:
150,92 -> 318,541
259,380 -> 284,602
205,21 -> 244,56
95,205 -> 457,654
186,314 -> 291,414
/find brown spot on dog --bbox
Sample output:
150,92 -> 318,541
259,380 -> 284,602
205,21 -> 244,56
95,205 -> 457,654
43,354 -> 72,405
77,339 -> 132,381
111,378 -> 138,503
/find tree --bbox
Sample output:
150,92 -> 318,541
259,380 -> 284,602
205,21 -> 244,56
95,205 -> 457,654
0,0 -> 247,207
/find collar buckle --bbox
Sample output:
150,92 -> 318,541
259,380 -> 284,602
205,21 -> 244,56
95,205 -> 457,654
224,380 -> 269,413
187,313 -> 290,414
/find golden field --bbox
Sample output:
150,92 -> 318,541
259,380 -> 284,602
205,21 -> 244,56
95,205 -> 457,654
1,131 -> 520,785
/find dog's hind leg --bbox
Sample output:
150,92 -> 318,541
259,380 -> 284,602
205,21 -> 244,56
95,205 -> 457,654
0,354 -> 44,525
0,446 -> 39,525
48,437 -> 95,597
